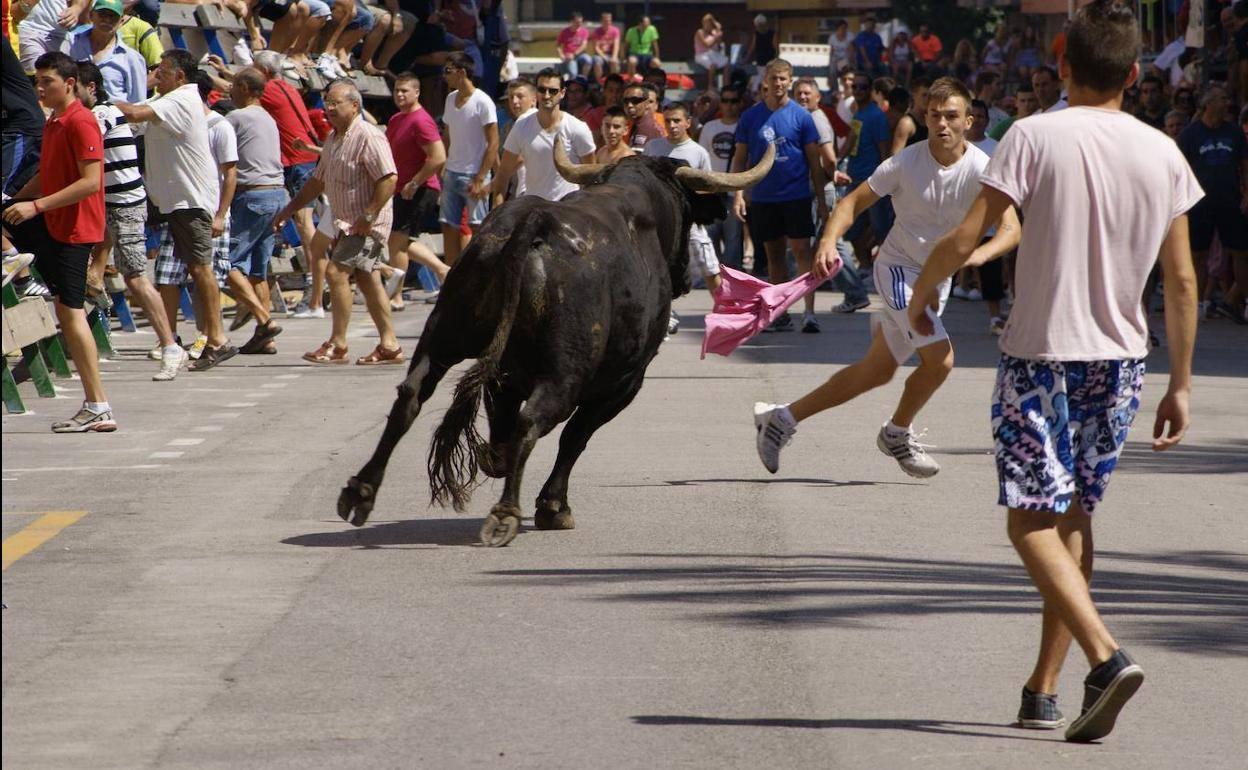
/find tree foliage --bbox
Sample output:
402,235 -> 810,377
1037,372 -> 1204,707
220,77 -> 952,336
890,0 -> 1006,48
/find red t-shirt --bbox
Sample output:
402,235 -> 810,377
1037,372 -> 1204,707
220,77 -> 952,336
260,79 -> 320,167
911,34 -> 942,63
40,100 -> 105,244
386,107 -> 443,191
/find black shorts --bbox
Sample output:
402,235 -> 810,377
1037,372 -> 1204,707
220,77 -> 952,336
255,0 -> 295,23
1189,200 -> 1248,252
3,211 -> 93,310
748,197 -> 815,243
392,185 -> 439,236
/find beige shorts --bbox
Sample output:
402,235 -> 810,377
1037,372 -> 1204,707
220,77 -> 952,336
330,232 -> 387,273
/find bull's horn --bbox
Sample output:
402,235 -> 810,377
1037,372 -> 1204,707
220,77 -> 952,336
675,143 -> 776,192
553,140 -> 609,185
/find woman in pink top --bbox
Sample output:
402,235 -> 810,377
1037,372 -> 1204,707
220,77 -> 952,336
693,13 -> 729,91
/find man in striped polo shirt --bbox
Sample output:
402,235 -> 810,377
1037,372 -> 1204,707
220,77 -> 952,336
275,78 -> 402,366
75,60 -> 187,381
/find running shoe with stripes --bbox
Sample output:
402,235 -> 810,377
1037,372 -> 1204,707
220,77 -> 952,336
876,424 -> 940,478
754,402 -> 796,474
2,252 -> 34,286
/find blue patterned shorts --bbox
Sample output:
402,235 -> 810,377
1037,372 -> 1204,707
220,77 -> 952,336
992,356 -> 1146,514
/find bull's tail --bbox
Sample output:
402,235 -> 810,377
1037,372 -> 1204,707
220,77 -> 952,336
427,210 -> 546,511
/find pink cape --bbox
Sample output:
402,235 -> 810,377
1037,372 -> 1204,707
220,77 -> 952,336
700,262 -> 841,359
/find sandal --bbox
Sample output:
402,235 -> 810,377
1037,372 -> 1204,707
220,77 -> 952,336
355,345 -> 405,365
239,319 -> 283,353
302,340 -> 349,364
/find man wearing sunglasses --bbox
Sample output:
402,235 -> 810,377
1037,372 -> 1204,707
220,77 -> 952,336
622,82 -> 664,151
698,84 -> 744,269
493,68 -> 595,202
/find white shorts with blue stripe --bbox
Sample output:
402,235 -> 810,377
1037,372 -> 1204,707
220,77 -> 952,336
870,260 -> 952,365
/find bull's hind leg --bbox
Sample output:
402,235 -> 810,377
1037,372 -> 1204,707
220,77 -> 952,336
339,356 -> 451,527
480,381 -> 578,547
534,380 -> 645,531
480,380 -> 523,479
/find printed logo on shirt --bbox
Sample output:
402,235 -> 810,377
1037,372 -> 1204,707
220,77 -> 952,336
711,131 -> 734,160
761,125 -> 776,143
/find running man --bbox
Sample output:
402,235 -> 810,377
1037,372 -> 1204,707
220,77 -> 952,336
753,77 -> 1020,478
908,1 -> 1201,742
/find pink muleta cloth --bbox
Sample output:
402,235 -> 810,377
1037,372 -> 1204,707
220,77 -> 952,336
700,261 -> 841,359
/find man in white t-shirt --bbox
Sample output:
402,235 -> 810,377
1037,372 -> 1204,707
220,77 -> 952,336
910,3 -> 1202,743
644,102 -> 719,297
116,49 -> 234,370
439,51 -> 498,265
492,68 -> 595,202
754,77 -> 1020,480
697,82 -> 744,270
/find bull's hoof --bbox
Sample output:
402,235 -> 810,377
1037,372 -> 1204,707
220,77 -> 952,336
337,477 -> 376,528
479,507 -> 521,547
534,504 -> 575,531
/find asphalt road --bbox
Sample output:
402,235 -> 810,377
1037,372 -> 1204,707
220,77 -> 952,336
3,291 -> 1246,769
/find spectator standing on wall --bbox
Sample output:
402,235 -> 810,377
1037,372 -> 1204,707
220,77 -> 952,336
828,19 -> 852,80
624,15 -> 660,76
556,10 -> 592,80
67,0 -> 148,105
588,11 -> 620,80
911,24 -> 942,77
746,14 -> 777,80
694,14 -> 729,92
852,14 -> 885,76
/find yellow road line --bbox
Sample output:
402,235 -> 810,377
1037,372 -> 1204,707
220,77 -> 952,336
2,511 -> 87,571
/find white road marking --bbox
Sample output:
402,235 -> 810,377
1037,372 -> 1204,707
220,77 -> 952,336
191,425 -> 224,432
208,412 -> 242,419
3,464 -> 168,473
259,383 -> 287,389
167,438 -> 205,446
225,402 -> 258,408
275,374 -> 301,380
147,451 -> 184,459
244,393 -> 274,398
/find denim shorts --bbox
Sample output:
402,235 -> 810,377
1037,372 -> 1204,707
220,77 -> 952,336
230,188 -> 289,278
438,170 -> 488,227
993,356 -> 1146,515
303,0 -> 331,18
345,1 -> 377,31
283,161 -> 318,210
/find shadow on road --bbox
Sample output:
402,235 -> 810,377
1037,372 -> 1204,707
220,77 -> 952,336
483,551 -> 1248,657
601,478 -> 919,489
1117,440 -> 1248,475
283,518 -> 485,548
630,715 -> 1054,742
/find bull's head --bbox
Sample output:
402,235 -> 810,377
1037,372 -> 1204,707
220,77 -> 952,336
553,142 -> 776,193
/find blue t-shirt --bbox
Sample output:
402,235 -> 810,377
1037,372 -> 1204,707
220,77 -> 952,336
734,99 -> 819,204
854,31 -> 884,68
846,102 -> 890,182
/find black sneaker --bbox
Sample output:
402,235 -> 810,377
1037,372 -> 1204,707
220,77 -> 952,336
763,313 -> 794,333
1065,649 -> 1144,743
1017,686 -> 1065,729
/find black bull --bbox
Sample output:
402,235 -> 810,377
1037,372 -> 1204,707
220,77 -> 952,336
337,143 -> 775,546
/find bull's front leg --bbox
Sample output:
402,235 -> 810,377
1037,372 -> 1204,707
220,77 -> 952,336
479,381 -> 577,547
339,357 -> 448,527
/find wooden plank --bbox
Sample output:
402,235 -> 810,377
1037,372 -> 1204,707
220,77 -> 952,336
2,298 -> 58,356
158,3 -> 201,27
195,4 -> 246,30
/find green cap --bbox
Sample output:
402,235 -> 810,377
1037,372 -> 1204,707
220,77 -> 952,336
92,0 -> 124,16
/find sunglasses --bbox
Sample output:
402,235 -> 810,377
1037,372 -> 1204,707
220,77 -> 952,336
536,86 -> 562,95
623,96 -> 647,105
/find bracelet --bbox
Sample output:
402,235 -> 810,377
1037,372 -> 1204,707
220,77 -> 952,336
32,199 -> 41,214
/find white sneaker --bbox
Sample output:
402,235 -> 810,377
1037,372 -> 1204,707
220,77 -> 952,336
753,402 -> 796,474
148,344 -> 162,361
153,346 -> 189,381
292,305 -> 325,319
876,425 -> 940,478
2,252 -> 34,286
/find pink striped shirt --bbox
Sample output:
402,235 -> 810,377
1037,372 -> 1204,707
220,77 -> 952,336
313,117 -> 397,240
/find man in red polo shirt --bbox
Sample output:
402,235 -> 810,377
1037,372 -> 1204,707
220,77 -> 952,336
3,51 -> 115,433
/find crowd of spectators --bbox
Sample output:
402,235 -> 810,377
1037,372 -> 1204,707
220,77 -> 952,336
1,2 -> 1245,433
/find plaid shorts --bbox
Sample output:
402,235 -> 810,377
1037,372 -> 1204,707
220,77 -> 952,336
153,220 -> 232,287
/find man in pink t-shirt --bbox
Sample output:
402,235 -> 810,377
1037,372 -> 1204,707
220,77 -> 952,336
556,10 -> 592,80
385,73 -> 449,309
911,1 -> 1203,745
588,11 -> 621,79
